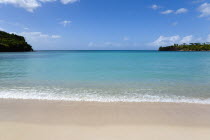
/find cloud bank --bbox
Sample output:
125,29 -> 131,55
150,35 -> 210,47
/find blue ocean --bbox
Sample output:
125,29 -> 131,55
1,50 -> 210,104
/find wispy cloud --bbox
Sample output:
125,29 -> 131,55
52,35 -> 61,38
19,31 -> 61,41
0,0 -> 79,12
13,31 -> 61,50
0,19 -> 29,30
161,8 -> 188,15
175,8 -> 188,14
24,27 -> 29,30
60,0 -> 79,4
161,10 -> 174,14
60,20 -> 71,27
150,4 -> 161,10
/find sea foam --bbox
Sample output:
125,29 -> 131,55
0,88 -> 210,104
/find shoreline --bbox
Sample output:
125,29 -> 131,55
1,95 -> 210,105
1,98 -> 210,126
1,99 -> 210,140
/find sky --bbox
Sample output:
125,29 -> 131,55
0,0 -> 210,50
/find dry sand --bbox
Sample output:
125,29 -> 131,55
0,99 -> 210,140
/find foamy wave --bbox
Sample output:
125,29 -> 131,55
0,88 -> 210,104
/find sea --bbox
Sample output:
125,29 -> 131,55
1,50 -> 210,104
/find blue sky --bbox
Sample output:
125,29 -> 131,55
0,0 -> 210,50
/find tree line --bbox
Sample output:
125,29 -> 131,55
159,43 -> 210,51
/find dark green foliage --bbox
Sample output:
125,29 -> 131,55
0,30 -> 33,52
159,43 -> 210,51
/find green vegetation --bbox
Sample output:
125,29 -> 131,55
0,30 -> 33,52
159,43 -> 210,51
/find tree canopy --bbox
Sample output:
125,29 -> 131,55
0,31 -> 33,52
159,43 -> 210,51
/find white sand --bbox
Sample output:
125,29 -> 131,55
0,99 -> 210,140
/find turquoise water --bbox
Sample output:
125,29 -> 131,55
1,50 -> 210,103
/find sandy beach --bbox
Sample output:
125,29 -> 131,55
0,99 -> 210,140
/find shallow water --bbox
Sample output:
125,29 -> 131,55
1,50 -> 210,103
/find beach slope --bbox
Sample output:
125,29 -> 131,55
0,99 -> 210,140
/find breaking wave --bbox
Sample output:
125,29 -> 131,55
0,87 -> 210,104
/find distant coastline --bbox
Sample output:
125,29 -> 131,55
159,43 -> 210,51
0,31 -> 33,52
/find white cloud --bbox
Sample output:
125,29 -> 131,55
175,8 -> 188,14
0,0 -> 40,12
60,20 -> 71,27
20,32 -> 49,39
151,4 -> 161,10
60,0 -> 78,4
161,8 -> 188,15
39,0 -> 56,2
0,0 -> 78,12
6,31 -> 61,50
161,10 -> 174,14
19,32 -> 61,41
198,3 -> 210,17
179,35 -> 193,44
151,35 -> 210,47
151,35 -> 180,46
